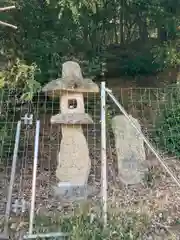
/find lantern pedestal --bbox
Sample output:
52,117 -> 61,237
42,61 -> 99,200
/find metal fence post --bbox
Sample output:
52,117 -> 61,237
3,121 -> 21,238
29,120 -> 40,235
101,81 -> 107,227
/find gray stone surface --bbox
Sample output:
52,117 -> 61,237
42,61 -> 99,96
56,125 -> 91,186
53,183 -> 88,200
112,114 -> 147,185
52,183 -> 97,201
51,113 -> 93,125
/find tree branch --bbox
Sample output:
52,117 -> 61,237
0,20 -> 17,29
0,6 -> 15,12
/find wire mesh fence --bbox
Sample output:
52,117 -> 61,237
0,88 -> 102,238
1,85 -> 180,238
106,85 -> 180,239
107,86 -> 180,157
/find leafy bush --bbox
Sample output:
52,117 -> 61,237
0,58 -> 41,101
0,59 -> 41,162
155,86 -> 180,157
151,41 -> 180,71
105,40 -> 159,77
105,40 -> 180,77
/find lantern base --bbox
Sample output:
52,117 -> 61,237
52,182 -> 88,201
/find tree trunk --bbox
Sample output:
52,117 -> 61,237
120,0 -> 125,44
138,17 -> 148,41
158,25 -> 168,41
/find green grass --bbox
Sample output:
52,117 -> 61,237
33,207 -> 150,240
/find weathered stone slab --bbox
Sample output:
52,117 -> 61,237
112,115 -> 147,185
52,183 -> 97,201
42,61 -> 99,96
51,113 -> 93,125
53,183 -> 88,200
56,125 -> 91,185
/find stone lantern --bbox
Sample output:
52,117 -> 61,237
42,61 -> 99,199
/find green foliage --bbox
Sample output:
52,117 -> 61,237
106,43 -> 157,76
2,0 -> 180,80
155,87 -> 180,157
34,211 -> 150,240
80,56 -> 104,78
0,59 -> 40,162
6,0 -> 106,83
106,39 -> 180,77
151,41 -> 180,71
0,59 -> 41,101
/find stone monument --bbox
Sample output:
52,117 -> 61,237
42,61 -> 99,199
111,114 -> 147,185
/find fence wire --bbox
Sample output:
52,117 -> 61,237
106,86 -> 180,239
0,86 -> 180,239
0,89 -> 102,238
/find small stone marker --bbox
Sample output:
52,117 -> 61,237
12,199 -> 28,215
111,114 -> 147,185
42,61 -> 99,200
